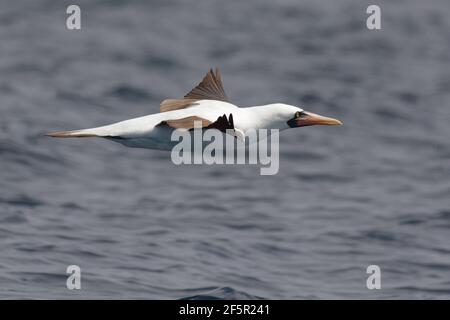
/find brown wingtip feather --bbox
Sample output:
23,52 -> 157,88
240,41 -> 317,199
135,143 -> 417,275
159,68 -> 230,113
183,68 -> 229,102
45,131 -> 97,138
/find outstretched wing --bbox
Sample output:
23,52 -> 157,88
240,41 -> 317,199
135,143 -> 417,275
157,116 -> 212,130
184,68 -> 229,102
157,114 -> 236,136
160,68 -> 230,112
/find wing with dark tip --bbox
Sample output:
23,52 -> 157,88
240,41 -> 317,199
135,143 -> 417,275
156,116 -> 212,130
156,114 -> 236,137
160,68 -> 230,112
184,68 -> 229,102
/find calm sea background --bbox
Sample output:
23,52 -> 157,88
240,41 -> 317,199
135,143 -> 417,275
0,0 -> 450,299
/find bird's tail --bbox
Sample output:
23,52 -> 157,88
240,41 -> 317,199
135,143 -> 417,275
46,129 -> 98,138
47,122 -> 132,138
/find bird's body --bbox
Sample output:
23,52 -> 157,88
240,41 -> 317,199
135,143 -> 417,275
91,100 -> 240,150
47,68 -> 342,150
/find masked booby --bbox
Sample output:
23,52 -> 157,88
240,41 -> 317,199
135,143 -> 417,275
47,68 -> 342,150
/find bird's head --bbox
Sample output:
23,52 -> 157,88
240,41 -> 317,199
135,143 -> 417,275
267,104 -> 343,130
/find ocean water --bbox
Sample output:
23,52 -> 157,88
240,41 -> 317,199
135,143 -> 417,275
0,0 -> 450,299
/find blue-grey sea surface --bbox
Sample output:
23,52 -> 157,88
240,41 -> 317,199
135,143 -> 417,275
0,0 -> 449,299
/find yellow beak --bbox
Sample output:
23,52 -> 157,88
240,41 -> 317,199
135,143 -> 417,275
289,111 -> 343,127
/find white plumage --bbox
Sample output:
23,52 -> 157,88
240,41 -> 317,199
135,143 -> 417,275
47,69 -> 342,150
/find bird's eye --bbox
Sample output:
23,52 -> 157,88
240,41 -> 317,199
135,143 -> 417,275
295,111 -> 306,118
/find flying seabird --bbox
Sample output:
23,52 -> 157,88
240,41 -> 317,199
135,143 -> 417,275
47,68 -> 342,150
